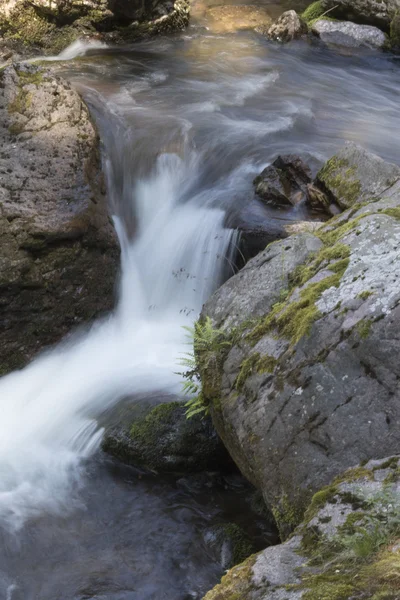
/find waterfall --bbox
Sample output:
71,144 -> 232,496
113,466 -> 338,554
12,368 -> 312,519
0,116 -> 237,530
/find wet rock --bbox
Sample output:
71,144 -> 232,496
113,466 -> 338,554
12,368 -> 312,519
205,5 -> 272,34
253,155 -> 312,209
102,401 -> 234,473
203,523 -> 255,570
320,0 -> 399,30
390,11 -> 400,49
305,182 -> 339,216
312,18 -> 387,48
199,144 -> 400,533
267,10 -> 308,42
0,64 -> 119,373
204,457 -> 400,599
316,141 -> 400,209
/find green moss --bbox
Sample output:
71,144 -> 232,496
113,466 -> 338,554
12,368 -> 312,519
130,402 -> 177,441
301,573 -> 355,600
17,70 -> 44,85
317,157 -> 362,208
375,457 -> 400,471
301,1 -> 325,25
235,353 -> 277,391
379,207 -> 400,221
304,485 -> 339,523
337,512 -> 367,536
290,243 -> 350,288
220,524 -> 255,565
202,554 -> 257,600
8,88 -> 32,114
272,492 -> 305,537
317,214 -> 366,247
334,466 -> 374,485
390,13 -> 400,48
358,290 -> 373,300
356,319 -> 373,339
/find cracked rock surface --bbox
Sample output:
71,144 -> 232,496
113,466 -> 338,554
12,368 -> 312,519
200,144 -> 400,534
0,63 -> 119,373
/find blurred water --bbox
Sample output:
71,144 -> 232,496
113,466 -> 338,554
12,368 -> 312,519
0,6 -> 400,598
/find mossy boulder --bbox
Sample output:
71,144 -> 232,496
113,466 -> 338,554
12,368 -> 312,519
0,64 -> 118,373
199,144 -> 400,535
266,10 -> 308,43
102,401 -> 234,473
0,0 -> 189,56
203,456 -> 400,599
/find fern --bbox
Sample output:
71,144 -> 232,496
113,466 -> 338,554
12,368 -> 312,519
178,317 -> 231,419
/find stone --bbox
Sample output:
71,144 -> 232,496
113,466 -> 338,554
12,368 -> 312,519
0,0 -> 189,55
390,11 -> 400,47
203,523 -> 255,570
320,0 -> 400,30
305,182 -> 339,216
0,64 -> 119,373
267,10 -> 308,42
102,400 -> 234,473
198,145 -> 400,532
316,141 -> 400,209
205,5 -> 272,34
204,456 -> 400,599
253,154 -> 312,209
312,18 -> 388,47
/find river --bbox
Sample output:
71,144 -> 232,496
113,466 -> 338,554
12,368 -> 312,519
1,1 -> 400,598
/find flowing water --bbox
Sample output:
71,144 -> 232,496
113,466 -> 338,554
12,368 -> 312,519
1,1 -> 400,597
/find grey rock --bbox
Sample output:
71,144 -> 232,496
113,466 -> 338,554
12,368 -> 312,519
316,141 -> 400,209
267,10 -> 308,43
312,18 -> 387,48
0,64 -> 119,373
102,400 -> 234,473
199,144 -> 400,531
204,456 -> 400,599
321,0 -> 400,30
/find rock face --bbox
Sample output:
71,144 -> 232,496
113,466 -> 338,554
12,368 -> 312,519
102,401 -> 234,473
253,155 -> 312,209
0,64 -> 119,373
321,0 -> 400,30
312,18 -> 388,47
267,10 -> 308,42
204,456 -> 400,599
198,144 -> 400,534
315,142 -> 400,209
0,0 -> 189,56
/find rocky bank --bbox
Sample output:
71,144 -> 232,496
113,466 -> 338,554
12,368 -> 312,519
0,64 -> 119,372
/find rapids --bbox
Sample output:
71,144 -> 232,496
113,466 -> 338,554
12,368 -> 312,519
1,1 -> 400,597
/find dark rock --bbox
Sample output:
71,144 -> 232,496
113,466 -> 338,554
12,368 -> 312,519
203,523 -> 255,569
312,18 -> 387,48
253,155 -> 312,209
102,401 -> 234,474
306,182 -> 339,216
267,10 -> 308,42
0,64 -> 119,373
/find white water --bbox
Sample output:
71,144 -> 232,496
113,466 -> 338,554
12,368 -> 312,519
0,145 -> 236,531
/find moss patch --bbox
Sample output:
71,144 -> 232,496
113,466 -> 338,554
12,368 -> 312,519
356,319 -> 373,339
202,553 -> 257,600
317,157 -> 362,209
301,1 -> 325,25
235,353 -> 277,391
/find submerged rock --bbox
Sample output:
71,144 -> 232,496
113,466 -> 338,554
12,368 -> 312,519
204,523 -> 255,570
198,144 -> 400,534
253,154 -> 312,209
266,10 -> 308,42
0,64 -> 119,372
102,401 -> 234,473
204,5 -> 272,34
204,456 -> 400,598
312,18 -> 387,48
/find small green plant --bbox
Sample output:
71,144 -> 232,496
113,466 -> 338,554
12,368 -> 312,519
178,317 -> 231,418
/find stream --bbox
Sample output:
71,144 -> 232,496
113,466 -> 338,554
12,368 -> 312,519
1,1 -> 400,598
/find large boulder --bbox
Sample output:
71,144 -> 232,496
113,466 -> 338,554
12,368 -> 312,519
198,144 -> 400,534
0,64 -> 119,373
312,18 -> 388,47
253,155 -> 312,209
204,456 -> 400,598
320,0 -> 400,31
